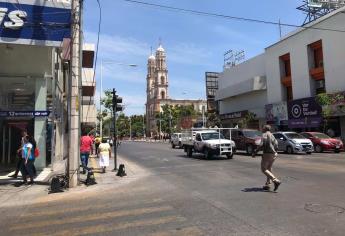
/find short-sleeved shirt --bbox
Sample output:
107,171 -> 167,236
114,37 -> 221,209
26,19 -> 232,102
98,143 -> 111,155
80,136 -> 93,153
22,143 -> 34,160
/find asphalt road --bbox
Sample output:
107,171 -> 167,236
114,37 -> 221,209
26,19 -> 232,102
1,141 -> 345,236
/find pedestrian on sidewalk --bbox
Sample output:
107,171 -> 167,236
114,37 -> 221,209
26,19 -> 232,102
9,129 -> 27,178
95,136 -> 101,155
20,135 -> 35,185
98,138 -> 111,173
80,132 -> 93,174
253,125 -> 281,191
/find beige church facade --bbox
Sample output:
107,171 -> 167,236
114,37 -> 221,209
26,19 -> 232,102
145,44 -> 206,136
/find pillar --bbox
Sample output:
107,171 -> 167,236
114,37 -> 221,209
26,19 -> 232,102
34,78 -> 47,170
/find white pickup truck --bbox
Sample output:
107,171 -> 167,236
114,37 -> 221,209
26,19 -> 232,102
181,129 -> 236,159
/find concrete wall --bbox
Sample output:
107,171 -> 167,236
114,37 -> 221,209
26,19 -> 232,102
219,90 -> 267,118
219,53 -> 266,88
0,44 -> 52,76
265,11 -> 345,104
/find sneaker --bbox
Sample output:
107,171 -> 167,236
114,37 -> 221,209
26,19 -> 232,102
273,181 -> 281,191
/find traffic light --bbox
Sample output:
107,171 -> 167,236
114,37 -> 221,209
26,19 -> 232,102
112,89 -> 123,112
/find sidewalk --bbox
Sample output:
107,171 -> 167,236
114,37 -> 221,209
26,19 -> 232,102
0,154 -> 149,210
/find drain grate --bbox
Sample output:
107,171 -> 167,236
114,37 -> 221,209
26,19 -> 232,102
304,203 -> 345,215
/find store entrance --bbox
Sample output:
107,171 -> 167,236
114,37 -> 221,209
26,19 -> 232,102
0,119 -> 34,167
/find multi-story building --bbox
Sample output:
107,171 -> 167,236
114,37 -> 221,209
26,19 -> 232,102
0,1 -> 96,174
216,7 -> 345,139
146,44 -> 206,136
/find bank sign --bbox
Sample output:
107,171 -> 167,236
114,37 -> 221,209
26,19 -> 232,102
288,97 -> 323,128
0,0 -> 71,46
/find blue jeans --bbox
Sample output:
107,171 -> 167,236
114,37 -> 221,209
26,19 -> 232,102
80,152 -> 89,169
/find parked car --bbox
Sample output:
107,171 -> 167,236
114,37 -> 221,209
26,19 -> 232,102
273,132 -> 313,154
230,129 -> 262,155
301,132 -> 344,153
171,133 -> 182,148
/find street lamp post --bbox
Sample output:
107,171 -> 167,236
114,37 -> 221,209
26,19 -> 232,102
99,60 -> 137,137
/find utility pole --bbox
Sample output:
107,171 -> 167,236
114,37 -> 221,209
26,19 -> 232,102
68,0 -> 82,187
129,116 -> 132,141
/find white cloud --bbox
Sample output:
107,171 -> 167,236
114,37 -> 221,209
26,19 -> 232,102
212,25 -> 262,45
168,43 -> 215,67
85,31 -> 150,58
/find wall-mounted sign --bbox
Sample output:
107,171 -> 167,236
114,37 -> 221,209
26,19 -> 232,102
265,102 -> 288,125
0,110 -> 50,117
288,97 -> 322,128
220,110 -> 248,120
0,0 -> 71,46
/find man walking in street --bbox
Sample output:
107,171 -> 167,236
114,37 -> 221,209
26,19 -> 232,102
80,132 -> 93,174
253,125 -> 281,192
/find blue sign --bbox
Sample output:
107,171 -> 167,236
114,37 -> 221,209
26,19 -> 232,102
0,110 -> 50,117
0,0 -> 71,46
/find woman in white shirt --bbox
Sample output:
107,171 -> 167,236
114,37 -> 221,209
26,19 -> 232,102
98,138 -> 111,173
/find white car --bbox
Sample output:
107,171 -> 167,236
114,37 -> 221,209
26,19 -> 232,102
171,133 -> 182,148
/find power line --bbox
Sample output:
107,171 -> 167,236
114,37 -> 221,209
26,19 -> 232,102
120,0 -> 345,33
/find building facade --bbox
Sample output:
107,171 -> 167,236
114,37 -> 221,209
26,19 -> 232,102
216,7 -> 345,140
146,44 -> 206,136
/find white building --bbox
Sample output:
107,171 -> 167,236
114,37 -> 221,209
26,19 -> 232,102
216,7 -> 345,138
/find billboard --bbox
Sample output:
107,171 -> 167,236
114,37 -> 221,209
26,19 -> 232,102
0,0 -> 71,46
265,102 -> 288,125
307,0 -> 345,8
288,97 -> 322,128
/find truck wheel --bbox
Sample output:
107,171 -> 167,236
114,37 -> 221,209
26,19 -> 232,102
187,147 -> 193,157
204,148 -> 213,159
246,145 -> 254,155
286,146 -> 294,154
226,153 -> 234,159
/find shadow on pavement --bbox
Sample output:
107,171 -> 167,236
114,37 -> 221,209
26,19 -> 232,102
176,154 -> 231,161
242,187 -> 276,193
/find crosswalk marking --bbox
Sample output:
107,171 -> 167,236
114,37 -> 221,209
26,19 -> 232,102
20,198 -> 163,218
33,216 -> 186,236
10,205 -> 173,231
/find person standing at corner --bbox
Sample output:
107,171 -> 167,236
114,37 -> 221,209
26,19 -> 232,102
98,138 -> 111,173
20,135 -> 35,185
80,132 -> 93,174
9,129 -> 27,178
253,125 -> 281,191
94,136 -> 101,156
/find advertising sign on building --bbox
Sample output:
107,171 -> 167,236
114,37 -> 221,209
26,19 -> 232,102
288,97 -> 322,128
265,102 -> 288,125
0,0 -> 71,46
220,110 -> 248,120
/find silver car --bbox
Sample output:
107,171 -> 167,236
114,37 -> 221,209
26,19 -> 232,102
273,132 -> 313,154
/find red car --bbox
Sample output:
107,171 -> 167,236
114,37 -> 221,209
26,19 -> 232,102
301,132 -> 344,153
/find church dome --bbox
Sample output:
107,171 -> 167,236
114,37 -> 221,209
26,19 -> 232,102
148,54 -> 155,61
157,44 -> 165,52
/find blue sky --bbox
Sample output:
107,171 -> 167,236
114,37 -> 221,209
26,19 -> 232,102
84,0 -> 305,115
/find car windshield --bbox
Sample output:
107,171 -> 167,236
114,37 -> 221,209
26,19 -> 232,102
201,132 -> 225,140
285,133 -> 305,139
312,133 -> 331,139
243,130 -> 262,138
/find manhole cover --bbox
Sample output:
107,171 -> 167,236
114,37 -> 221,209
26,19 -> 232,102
304,203 -> 345,215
